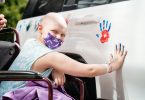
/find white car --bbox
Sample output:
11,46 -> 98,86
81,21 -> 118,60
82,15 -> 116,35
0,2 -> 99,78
16,0 -> 145,100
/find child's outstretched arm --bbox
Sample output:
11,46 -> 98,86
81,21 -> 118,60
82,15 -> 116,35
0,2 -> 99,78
32,43 -> 127,77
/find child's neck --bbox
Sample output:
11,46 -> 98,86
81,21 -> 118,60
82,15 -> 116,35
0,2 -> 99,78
36,35 -> 45,45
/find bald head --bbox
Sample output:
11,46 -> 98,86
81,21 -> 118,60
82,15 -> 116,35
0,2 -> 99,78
40,12 -> 67,29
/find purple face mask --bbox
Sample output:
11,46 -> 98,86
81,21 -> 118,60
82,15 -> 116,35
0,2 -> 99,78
44,33 -> 63,49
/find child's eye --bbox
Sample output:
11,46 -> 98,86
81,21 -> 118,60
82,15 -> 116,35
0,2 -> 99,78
51,30 -> 58,34
61,34 -> 65,38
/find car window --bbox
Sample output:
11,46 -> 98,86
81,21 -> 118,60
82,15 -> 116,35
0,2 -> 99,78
22,0 -> 128,19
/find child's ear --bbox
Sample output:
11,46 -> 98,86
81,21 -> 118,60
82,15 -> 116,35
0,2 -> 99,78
38,24 -> 43,32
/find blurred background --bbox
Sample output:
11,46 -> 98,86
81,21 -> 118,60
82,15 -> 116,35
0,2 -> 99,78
0,0 -> 127,28
0,0 -> 28,28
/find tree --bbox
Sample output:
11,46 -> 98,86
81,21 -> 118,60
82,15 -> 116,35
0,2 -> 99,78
0,0 -> 28,28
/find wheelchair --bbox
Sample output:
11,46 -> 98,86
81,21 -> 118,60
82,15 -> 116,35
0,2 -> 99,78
0,28 -> 85,100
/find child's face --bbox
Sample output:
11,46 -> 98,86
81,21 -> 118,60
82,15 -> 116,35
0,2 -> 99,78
40,21 -> 67,41
38,14 -> 67,49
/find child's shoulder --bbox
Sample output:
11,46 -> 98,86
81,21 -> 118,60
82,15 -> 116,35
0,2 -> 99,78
23,38 -> 36,45
22,38 -> 36,48
23,38 -> 46,49
25,38 -> 36,43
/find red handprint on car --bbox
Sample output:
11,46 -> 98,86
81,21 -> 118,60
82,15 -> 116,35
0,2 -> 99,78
96,20 -> 111,43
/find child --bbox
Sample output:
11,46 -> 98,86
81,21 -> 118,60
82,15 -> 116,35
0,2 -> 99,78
0,12 -> 127,99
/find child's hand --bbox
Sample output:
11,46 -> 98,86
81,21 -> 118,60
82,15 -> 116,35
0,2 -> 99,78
0,14 -> 7,30
52,69 -> 66,86
108,43 -> 127,72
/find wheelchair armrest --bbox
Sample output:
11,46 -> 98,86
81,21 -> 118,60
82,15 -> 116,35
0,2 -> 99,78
0,70 -> 53,100
0,70 -> 42,79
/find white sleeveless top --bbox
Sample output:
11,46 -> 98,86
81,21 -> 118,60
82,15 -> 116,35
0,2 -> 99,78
0,38 -> 53,99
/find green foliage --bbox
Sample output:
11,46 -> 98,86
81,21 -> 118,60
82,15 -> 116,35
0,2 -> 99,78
0,0 -> 28,28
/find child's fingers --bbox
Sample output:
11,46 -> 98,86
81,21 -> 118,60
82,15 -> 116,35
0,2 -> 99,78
59,78 -> 62,86
122,45 -> 124,53
122,51 -> 128,59
61,76 -> 65,86
115,44 -> 119,54
56,76 -> 65,86
59,77 -> 64,86
120,44 -> 124,56
115,44 -> 117,54
118,43 -> 121,53
115,43 -> 124,54
54,78 -> 58,86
